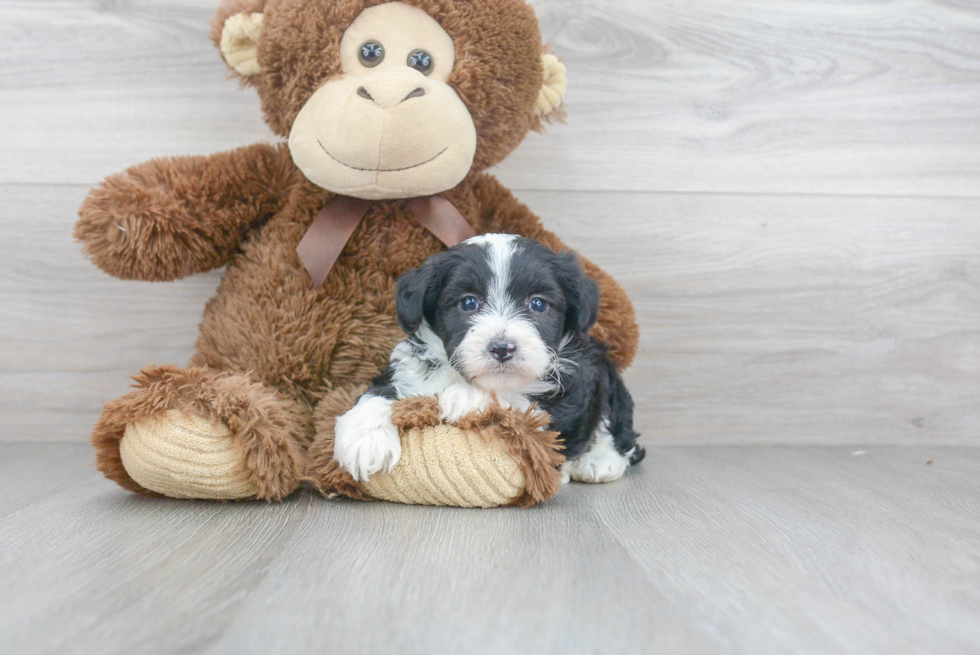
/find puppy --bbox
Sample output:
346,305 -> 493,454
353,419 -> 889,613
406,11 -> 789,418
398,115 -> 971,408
333,234 -> 644,484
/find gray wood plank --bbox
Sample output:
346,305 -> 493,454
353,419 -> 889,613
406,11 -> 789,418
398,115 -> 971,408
586,446 -> 980,655
2,0 -> 979,196
530,190 -> 980,447
206,487 -> 716,655
0,443 -> 97,517
0,464 -> 308,655
4,184 -> 978,445
0,0 -> 272,187
0,444 -> 977,654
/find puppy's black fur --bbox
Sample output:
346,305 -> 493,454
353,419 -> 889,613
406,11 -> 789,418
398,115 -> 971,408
536,336 -> 644,462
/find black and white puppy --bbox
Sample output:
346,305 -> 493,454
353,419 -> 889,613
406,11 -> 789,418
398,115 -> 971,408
333,234 -> 644,484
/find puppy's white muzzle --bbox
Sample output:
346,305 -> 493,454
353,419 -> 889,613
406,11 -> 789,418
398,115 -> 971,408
453,311 -> 552,393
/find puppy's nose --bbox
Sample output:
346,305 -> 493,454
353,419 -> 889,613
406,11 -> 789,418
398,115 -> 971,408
489,341 -> 517,362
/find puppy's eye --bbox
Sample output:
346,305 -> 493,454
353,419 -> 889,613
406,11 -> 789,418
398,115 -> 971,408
460,296 -> 480,312
407,49 -> 433,75
359,41 -> 385,67
528,297 -> 548,313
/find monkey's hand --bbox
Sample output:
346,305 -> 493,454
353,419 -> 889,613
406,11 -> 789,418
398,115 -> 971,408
75,143 -> 293,281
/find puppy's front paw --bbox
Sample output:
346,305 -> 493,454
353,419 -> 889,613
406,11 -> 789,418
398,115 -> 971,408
562,439 -> 630,484
333,396 -> 401,482
438,384 -> 494,423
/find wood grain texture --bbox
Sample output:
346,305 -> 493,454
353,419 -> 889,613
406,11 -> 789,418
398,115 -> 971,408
1,0 -> 979,195
532,191 -> 980,446
0,444 -> 977,654
3,185 -> 978,444
1,1 -> 978,444
2,2 -> 977,652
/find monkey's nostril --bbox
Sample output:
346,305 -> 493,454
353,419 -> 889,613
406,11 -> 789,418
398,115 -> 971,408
357,87 -> 374,102
489,341 -> 517,362
402,87 -> 426,102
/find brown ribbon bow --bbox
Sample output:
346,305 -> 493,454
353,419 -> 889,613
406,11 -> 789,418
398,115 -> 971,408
296,194 -> 477,287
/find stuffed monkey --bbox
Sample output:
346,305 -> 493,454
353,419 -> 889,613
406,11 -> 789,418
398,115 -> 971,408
75,0 -> 639,506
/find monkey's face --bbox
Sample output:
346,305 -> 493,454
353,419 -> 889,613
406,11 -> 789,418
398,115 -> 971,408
288,3 -> 477,200
214,0 -> 568,201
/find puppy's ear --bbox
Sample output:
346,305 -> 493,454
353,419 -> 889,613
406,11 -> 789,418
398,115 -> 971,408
395,265 -> 432,334
555,252 -> 601,335
395,253 -> 451,334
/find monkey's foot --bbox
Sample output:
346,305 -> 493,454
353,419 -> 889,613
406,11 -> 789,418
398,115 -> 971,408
119,409 -> 257,500
92,365 -> 309,501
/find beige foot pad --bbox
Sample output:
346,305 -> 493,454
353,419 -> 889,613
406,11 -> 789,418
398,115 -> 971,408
361,425 -> 525,508
119,409 -> 258,500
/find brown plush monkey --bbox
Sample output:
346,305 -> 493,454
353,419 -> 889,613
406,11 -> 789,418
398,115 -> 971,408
75,0 -> 639,506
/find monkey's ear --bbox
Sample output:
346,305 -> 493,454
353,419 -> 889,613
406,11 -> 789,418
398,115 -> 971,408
218,12 -> 264,77
535,53 -> 568,119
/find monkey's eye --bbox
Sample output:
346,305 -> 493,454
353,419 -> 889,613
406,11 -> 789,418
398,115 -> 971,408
460,296 -> 480,313
359,41 -> 385,67
407,49 -> 433,75
528,297 -> 548,313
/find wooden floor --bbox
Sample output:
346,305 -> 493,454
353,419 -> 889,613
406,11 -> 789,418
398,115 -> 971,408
1,443 -> 978,655
2,0 -> 979,652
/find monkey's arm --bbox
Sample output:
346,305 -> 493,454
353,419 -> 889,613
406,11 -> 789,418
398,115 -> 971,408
75,143 -> 295,281
471,174 -> 640,371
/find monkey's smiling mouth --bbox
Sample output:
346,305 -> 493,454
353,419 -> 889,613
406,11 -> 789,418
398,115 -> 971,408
318,140 -> 448,173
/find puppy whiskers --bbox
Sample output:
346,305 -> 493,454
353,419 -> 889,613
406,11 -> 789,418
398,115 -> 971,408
539,338 -> 577,398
